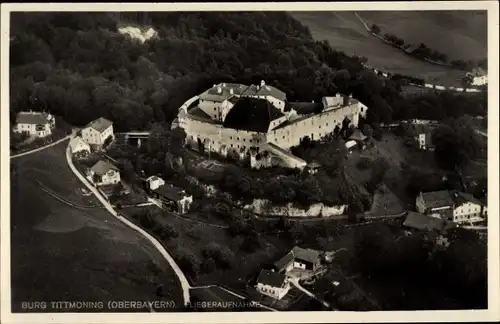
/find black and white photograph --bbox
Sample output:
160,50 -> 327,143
1,2 -> 498,323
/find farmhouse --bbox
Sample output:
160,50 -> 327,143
145,176 -> 192,214
81,117 -> 114,149
255,269 -> 291,300
273,246 -> 322,273
14,111 -> 55,138
178,81 -> 368,170
416,190 -> 454,220
69,136 -> 91,157
450,191 -> 486,224
89,160 -> 121,186
416,190 -> 487,224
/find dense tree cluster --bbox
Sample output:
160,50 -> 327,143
10,12 -> 487,135
353,224 -> 487,309
432,118 -> 484,170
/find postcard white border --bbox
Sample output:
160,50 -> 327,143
1,2 -> 499,323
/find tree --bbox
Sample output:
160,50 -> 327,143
432,122 -> 480,170
362,124 -> 373,138
371,24 -> 381,35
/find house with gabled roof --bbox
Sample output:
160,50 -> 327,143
416,190 -> 487,224
88,160 -> 121,186
14,111 -> 55,138
81,117 -> 114,148
416,190 -> 454,220
255,269 -> 291,300
273,246 -> 322,273
450,191 -> 486,224
144,176 -> 192,214
69,136 -> 91,158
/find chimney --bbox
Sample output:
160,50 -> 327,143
260,80 -> 265,87
223,83 -> 226,87
230,89 -> 234,95
343,94 -> 349,106
217,87 -> 222,94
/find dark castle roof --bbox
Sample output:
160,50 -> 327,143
223,97 -> 284,133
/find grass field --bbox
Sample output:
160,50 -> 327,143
292,11 -> 487,86
10,142 -> 183,312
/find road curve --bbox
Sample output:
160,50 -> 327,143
10,134 -> 71,159
64,138 -> 191,306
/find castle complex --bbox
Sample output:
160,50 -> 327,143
178,81 -> 368,169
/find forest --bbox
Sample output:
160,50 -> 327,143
10,12 -> 487,133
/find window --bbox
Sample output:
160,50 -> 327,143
249,139 -> 252,143
361,107 -> 364,112
243,139 -> 246,142
237,137 -> 240,141
230,144 -> 233,147
326,123 -> 328,127
230,136 -> 232,140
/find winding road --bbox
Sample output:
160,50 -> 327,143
64,139 -> 192,305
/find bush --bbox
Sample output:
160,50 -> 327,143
202,242 -> 235,269
356,157 -> 371,170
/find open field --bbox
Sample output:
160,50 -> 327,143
359,11 -> 487,61
10,142 -> 183,312
292,11 -> 486,86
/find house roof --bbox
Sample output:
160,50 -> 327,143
69,136 -> 89,150
85,117 -> 113,133
152,184 -> 188,201
188,106 -> 212,120
146,175 -> 163,182
223,97 -> 284,133
450,191 -> 485,207
251,84 -> 287,101
256,269 -> 287,287
421,190 -> 454,209
16,111 -> 51,125
273,252 -> 295,271
273,246 -> 320,271
349,129 -> 367,142
290,246 -> 320,264
403,211 -> 446,232
345,140 -> 357,149
308,161 -> 321,169
91,160 -> 119,176
199,83 -> 249,102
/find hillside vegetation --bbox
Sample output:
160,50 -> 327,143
10,12 -> 486,133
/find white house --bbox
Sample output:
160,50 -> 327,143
89,160 -> 121,186
146,175 -> 166,191
14,111 -> 55,138
82,117 -> 114,148
69,136 -> 91,157
255,269 -> 291,300
450,191 -> 486,224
